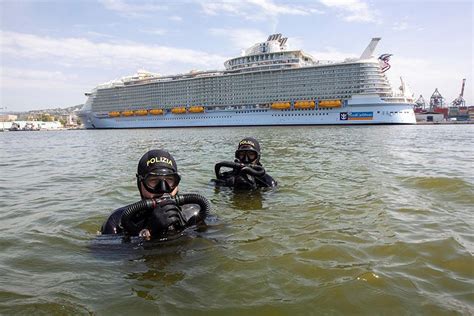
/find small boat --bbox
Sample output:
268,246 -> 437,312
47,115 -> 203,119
319,100 -> 342,108
134,110 -> 148,116
23,122 -> 39,131
271,102 -> 291,110
121,111 -> 134,116
9,122 -> 21,131
294,101 -> 315,109
171,107 -> 187,114
149,109 -> 164,115
189,106 -> 204,113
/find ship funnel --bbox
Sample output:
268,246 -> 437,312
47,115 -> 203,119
360,37 -> 381,59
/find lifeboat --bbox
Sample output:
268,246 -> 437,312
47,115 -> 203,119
319,100 -> 342,108
271,102 -> 291,110
171,107 -> 187,114
149,109 -> 164,115
294,101 -> 315,109
189,106 -> 204,113
134,109 -> 148,116
121,111 -> 134,116
108,111 -> 120,117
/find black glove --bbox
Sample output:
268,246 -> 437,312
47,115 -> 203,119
148,197 -> 186,236
234,173 -> 257,190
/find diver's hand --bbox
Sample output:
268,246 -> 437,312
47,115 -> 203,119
232,160 -> 246,170
149,198 -> 186,236
139,228 -> 151,240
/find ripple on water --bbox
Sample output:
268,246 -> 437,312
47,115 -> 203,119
1,126 -> 473,314
400,176 -> 474,205
0,297 -> 93,315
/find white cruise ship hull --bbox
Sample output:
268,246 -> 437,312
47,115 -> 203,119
79,102 -> 416,129
79,35 -> 418,129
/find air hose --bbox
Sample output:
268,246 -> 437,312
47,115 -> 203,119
214,161 -> 265,178
120,193 -> 210,235
214,161 -> 242,178
240,165 -> 265,177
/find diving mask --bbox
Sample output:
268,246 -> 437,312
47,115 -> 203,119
138,168 -> 181,194
235,149 -> 259,163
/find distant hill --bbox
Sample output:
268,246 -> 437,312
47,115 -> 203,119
7,104 -> 84,121
16,104 -> 83,116
64,104 -> 84,112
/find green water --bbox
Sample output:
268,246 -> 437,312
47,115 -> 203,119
0,125 -> 473,315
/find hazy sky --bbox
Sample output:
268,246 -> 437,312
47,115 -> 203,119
1,0 -> 472,111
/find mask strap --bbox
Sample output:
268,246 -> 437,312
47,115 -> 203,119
136,174 -> 146,199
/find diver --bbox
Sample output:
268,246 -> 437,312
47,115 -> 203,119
101,149 -> 210,240
214,137 -> 277,190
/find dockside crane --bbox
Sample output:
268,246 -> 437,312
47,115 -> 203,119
429,88 -> 445,111
451,78 -> 466,107
415,95 -> 427,111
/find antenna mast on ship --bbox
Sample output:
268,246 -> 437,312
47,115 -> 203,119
267,33 -> 288,48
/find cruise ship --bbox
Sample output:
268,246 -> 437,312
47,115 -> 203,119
77,34 -> 416,128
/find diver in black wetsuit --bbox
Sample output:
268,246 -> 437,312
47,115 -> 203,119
101,149 -> 209,239
214,137 -> 277,190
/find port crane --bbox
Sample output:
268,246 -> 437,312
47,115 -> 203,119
451,78 -> 466,107
429,88 -> 445,111
414,95 -> 427,110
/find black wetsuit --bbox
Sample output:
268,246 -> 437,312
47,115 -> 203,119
101,206 -> 127,235
215,163 -> 277,189
101,204 -> 201,236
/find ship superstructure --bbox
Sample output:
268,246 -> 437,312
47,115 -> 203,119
78,34 -> 416,128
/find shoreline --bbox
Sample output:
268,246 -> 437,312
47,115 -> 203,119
416,121 -> 474,125
1,121 -> 473,132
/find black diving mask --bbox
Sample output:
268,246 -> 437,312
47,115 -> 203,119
235,149 -> 259,163
138,168 -> 181,194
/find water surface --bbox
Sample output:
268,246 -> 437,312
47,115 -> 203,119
0,125 -> 473,314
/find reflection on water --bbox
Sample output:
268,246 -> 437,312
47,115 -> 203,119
214,186 -> 265,210
0,125 -> 473,314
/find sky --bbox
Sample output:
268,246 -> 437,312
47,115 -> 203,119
0,0 -> 472,112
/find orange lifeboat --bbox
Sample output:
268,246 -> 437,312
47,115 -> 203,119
294,101 -> 315,109
149,109 -> 164,115
171,107 -> 187,114
271,102 -> 291,110
189,106 -> 204,113
319,100 -> 342,108
134,109 -> 148,116
109,111 -> 120,117
121,111 -> 134,116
